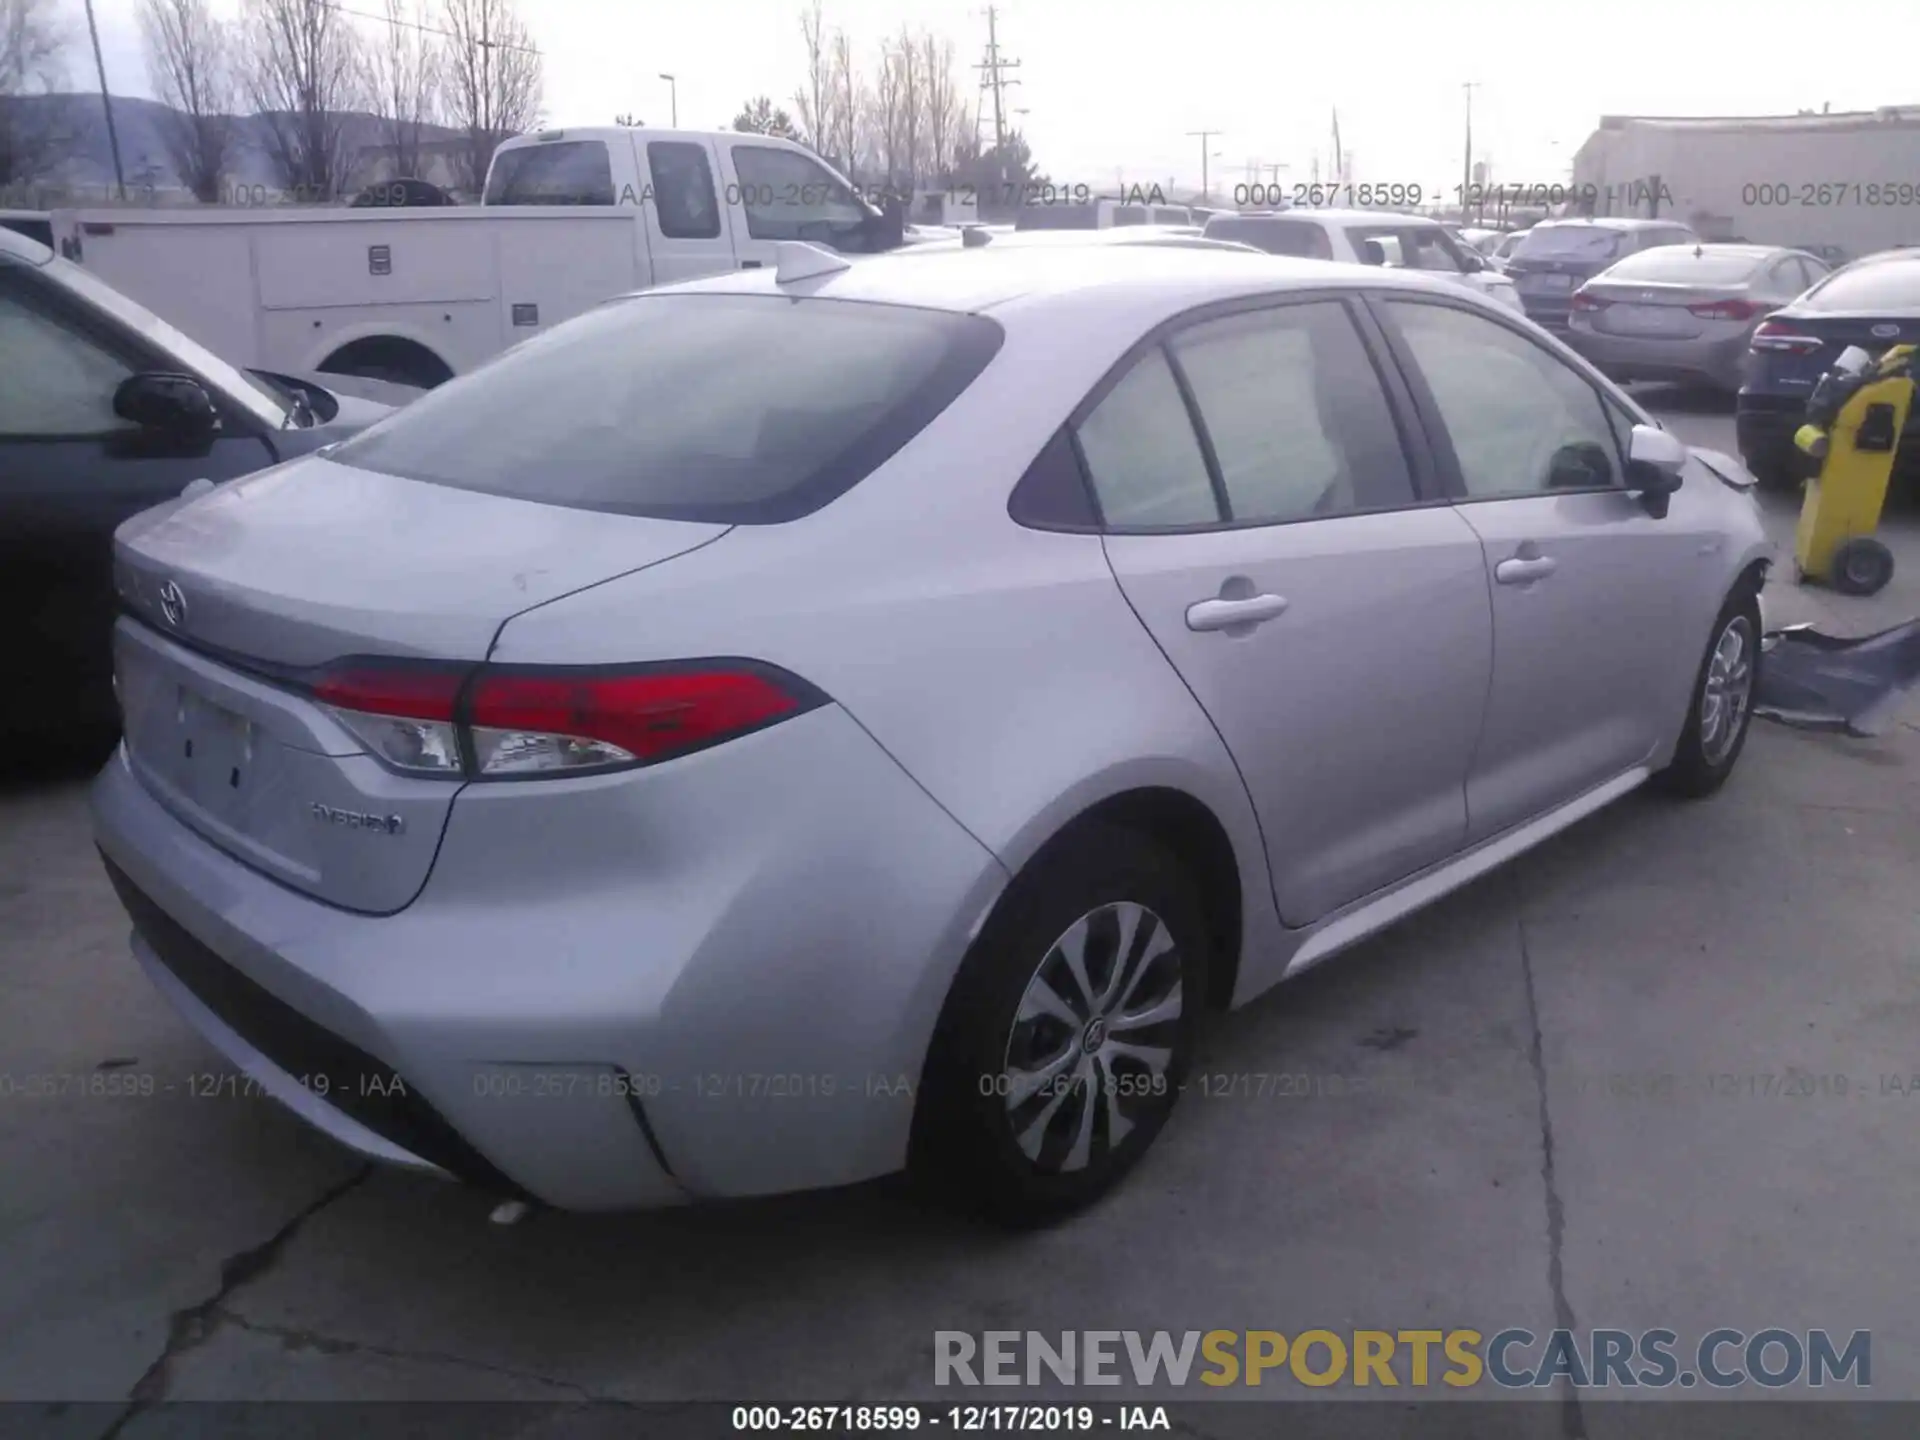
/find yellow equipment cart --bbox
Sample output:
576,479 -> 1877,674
1791,343 -> 1915,596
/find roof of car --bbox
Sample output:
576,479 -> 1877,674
1534,216 -> 1687,231
639,242 -> 1475,318
0,225 -> 53,264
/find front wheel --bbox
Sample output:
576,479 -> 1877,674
1653,588 -> 1762,798
912,826 -> 1206,1228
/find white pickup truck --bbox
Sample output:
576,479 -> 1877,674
49,127 -> 910,388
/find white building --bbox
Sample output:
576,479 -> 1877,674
1570,107 -> 1920,259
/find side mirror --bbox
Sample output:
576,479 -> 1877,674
1626,423 -> 1686,518
1460,252 -> 1486,273
113,372 -> 218,440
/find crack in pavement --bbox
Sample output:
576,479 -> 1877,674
1513,870 -> 1586,1440
215,1309 -> 612,1401
96,1164 -> 373,1440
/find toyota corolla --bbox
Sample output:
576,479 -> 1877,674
92,241 -> 1771,1227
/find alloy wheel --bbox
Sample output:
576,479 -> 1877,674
1699,615 -> 1755,766
998,901 -> 1184,1175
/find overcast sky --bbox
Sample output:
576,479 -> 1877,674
62,0 -> 1920,197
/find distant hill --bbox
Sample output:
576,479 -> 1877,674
4,92 -> 466,202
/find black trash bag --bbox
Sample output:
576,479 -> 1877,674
1753,619 -> 1920,737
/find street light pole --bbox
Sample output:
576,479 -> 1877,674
83,0 -> 127,200
660,73 -> 677,128
1461,82 -> 1479,223
1186,129 -> 1220,201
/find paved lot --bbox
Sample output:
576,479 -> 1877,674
4,390 -> 1919,1435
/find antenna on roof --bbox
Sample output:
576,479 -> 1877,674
773,241 -> 852,284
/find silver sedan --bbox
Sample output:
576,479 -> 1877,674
92,244 -> 1772,1228
1565,243 -> 1834,392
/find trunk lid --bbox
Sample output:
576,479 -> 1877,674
1747,308 -> 1920,393
1579,280 -> 1747,341
111,454 -> 729,912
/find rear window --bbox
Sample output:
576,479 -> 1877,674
1202,217 -> 1332,259
1014,204 -> 1099,231
483,141 -> 616,206
1602,247 -> 1765,283
328,295 -> 1005,524
1801,261 -> 1920,312
1112,206 -> 1149,227
1514,225 -> 1627,261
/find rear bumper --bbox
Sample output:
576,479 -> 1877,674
91,704 -> 1007,1210
1735,399 -> 1806,468
1565,327 -> 1750,390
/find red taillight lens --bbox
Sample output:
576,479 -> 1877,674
1750,320 -> 1822,354
466,666 -> 816,776
1689,298 -> 1766,321
303,658 -> 823,780
1570,290 -> 1609,312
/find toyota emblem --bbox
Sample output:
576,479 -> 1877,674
1871,323 -> 1900,338
158,580 -> 188,629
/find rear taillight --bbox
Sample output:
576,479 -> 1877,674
1570,290 -> 1609,312
307,659 -> 824,780
1750,320 -> 1823,354
1689,298 -> 1766,321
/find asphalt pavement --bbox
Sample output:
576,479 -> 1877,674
3,389 -> 1918,1436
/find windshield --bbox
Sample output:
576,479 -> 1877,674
46,254 -> 294,427
1802,261 -> 1920,312
1514,225 -> 1628,261
328,294 -> 1005,524
1603,248 -> 1767,284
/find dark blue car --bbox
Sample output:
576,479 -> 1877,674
1,227 -> 413,743
1736,249 -> 1920,488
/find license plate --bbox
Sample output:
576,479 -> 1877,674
1611,303 -> 1690,334
1520,273 -> 1573,293
178,688 -> 254,801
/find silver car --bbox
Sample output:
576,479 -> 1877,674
91,243 -> 1772,1227
1566,243 -> 1834,392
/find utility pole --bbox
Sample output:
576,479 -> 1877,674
973,7 -> 1021,155
1461,82 -> 1479,223
83,0 -> 126,200
1186,129 -> 1220,200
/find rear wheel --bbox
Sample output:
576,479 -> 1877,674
912,826 -> 1205,1228
1653,587 -> 1762,798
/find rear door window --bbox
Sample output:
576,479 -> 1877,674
1075,349 -> 1221,528
483,142 -> 616,206
647,141 -> 721,239
328,295 -> 1005,524
1168,301 -> 1417,523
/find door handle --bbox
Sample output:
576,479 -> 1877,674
1494,556 -> 1557,585
740,260 -> 764,269
1186,594 -> 1289,632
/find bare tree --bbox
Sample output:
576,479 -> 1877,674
870,37 -> 901,187
920,32 -> 958,185
440,0 -> 541,194
139,0 -> 236,202
364,0 -> 441,183
827,27 -> 861,182
893,30 -> 923,189
0,0 -> 66,192
792,0 -> 833,153
241,0 -> 365,199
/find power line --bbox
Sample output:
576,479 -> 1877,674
314,0 -> 542,57
972,5 -> 1020,154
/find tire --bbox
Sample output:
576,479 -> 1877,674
1653,585 -> 1763,799
911,825 -> 1207,1228
1830,536 -> 1894,596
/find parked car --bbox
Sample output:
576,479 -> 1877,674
1012,199 -> 1193,231
1565,243 -> 1833,393
1789,243 -> 1849,269
1504,218 -> 1701,333
93,242 -> 1771,1228
0,226 -> 410,742
0,208 -> 52,248
913,226 -> 1267,257
1737,249 -> 1920,488
49,127 -> 907,390
1457,227 -> 1505,257
1200,208 -> 1523,313
1488,227 -> 1532,271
